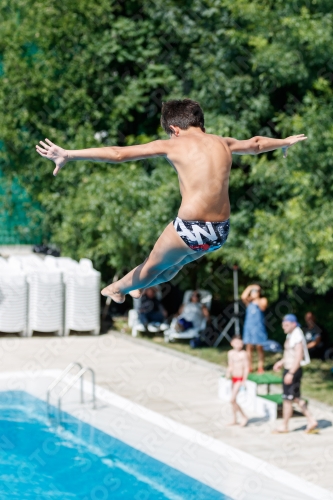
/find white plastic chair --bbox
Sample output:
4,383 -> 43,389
44,255 -> 59,269
79,258 -> 93,269
3,254 -> 101,337
63,268 -> 101,335
26,269 -> 64,336
8,255 -> 64,336
128,287 -> 168,337
164,289 -> 212,343
56,257 -> 79,270
0,263 -> 28,336
8,254 -> 44,269
42,256 -> 100,335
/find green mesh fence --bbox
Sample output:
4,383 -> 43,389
0,170 -> 43,245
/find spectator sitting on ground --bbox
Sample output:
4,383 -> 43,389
176,291 -> 210,332
303,311 -> 329,360
138,287 -> 168,331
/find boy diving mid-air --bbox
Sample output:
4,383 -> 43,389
36,99 -> 307,303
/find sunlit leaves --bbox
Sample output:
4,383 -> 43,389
1,0 -> 333,292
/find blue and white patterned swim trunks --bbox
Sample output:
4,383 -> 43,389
173,217 -> 230,252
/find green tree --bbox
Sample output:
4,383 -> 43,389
1,0 -> 333,295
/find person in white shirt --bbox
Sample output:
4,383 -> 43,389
176,291 -> 210,331
273,314 -> 318,433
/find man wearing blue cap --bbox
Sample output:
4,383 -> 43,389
273,314 -> 318,433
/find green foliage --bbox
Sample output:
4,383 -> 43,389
219,86 -> 333,293
41,159 -> 180,269
0,171 -> 42,243
1,0 -> 333,295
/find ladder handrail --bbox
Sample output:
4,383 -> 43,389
80,367 -> 96,408
47,362 -> 83,405
57,367 -> 96,416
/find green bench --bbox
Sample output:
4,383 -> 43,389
258,394 -> 309,428
260,393 -> 307,404
260,393 -> 283,405
248,373 -> 283,394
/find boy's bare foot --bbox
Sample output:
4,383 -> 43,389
129,289 -> 142,299
227,421 -> 238,426
240,416 -> 248,427
101,285 -> 125,303
272,428 -> 289,434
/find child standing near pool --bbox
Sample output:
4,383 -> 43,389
227,336 -> 249,427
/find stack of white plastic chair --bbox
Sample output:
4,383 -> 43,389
60,258 -> 100,335
9,255 -> 64,337
0,258 -> 28,336
56,257 -> 80,271
9,254 -> 43,269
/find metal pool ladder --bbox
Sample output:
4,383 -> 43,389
47,362 -> 96,419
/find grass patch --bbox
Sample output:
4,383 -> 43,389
301,360 -> 333,406
112,317 -> 333,406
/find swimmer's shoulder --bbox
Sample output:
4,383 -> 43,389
152,133 -> 232,158
205,134 -> 234,157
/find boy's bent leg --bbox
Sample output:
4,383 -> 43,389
134,259 -> 188,292
101,222 -> 196,302
139,249 -> 207,288
128,243 -> 208,296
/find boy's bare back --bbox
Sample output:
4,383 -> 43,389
163,129 -> 232,221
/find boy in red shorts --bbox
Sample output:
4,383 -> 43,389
227,336 -> 249,427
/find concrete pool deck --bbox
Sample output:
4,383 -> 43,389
1,330 -> 332,494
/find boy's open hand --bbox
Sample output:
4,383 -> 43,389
282,134 -> 307,158
35,139 -> 68,176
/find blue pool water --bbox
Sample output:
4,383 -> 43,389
0,391 -> 231,499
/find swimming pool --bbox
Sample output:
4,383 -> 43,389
0,390 -> 229,499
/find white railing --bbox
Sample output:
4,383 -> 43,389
47,362 -> 96,421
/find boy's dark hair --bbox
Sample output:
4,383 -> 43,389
161,99 -> 205,135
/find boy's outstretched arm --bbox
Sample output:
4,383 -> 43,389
225,134 -> 307,157
36,139 -> 169,176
